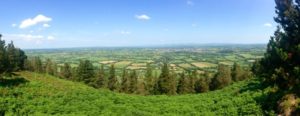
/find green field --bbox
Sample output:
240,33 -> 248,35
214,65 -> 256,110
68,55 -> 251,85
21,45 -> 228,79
0,71 -> 264,115
25,45 -> 266,75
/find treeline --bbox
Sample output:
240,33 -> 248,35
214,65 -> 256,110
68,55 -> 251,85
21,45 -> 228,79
0,34 -> 27,79
25,57 -> 252,95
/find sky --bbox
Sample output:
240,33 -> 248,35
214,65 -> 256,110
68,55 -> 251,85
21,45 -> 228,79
0,0 -> 277,49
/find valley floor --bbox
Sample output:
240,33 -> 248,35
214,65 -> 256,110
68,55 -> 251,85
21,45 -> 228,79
0,71 -> 264,115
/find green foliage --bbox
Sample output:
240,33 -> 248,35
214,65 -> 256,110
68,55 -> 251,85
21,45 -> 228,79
93,65 -> 106,88
120,69 -> 130,93
257,0 -> 300,90
129,70 -> 138,93
60,63 -> 72,80
177,73 -> 190,94
0,37 -> 27,76
210,64 -> 232,90
108,64 -> 118,91
195,76 -> 211,93
76,60 -> 95,84
45,59 -> 55,75
0,71 -> 264,115
155,62 -> 177,95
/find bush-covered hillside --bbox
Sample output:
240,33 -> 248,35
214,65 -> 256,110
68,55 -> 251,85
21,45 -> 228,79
0,71 -> 264,115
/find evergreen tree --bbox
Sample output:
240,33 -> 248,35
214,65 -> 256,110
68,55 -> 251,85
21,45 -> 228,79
189,70 -> 197,93
0,35 -> 27,79
120,69 -> 130,93
177,72 -> 190,94
156,62 -> 177,95
129,70 -> 138,93
76,60 -> 95,85
210,64 -> 232,90
145,63 -> 155,94
45,59 -> 55,75
136,79 -> 146,95
60,63 -> 72,79
232,62 -> 244,82
33,57 -> 43,73
6,41 -> 17,72
93,65 -> 106,88
16,49 -> 27,70
0,34 -> 7,75
108,64 -> 118,91
256,0 -> 300,91
195,76 -> 211,93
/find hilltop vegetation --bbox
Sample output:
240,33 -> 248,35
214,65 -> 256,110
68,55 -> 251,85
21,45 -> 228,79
0,71 -> 264,115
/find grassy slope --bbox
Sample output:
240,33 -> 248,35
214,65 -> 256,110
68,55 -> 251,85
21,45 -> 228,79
0,71 -> 264,115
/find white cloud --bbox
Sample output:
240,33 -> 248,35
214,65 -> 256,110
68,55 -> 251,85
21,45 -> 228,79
5,34 -> 55,44
11,24 -> 17,27
19,14 -> 52,29
187,0 -> 194,6
263,23 -> 272,27
135,14 -> 150,20
47,36 -> 55,40
43,24 -> 51,28
120,31 -> 131,35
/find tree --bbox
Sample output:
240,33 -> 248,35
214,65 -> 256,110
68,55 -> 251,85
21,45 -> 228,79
195,76 -> 211,93
136,79 -> 146,95
120,69 -> 130,93
33,57 -> 43,73
108,64 -> 118,91
16,48 -> 27,70
232,62 -> 244,82
129,70 -> 138,93
254,0 -> 300,114
45,59 -> 55,75
0,34 -> 27,80
189,70 -> 197,93
76,60 -> 95,85
93,65 -> 106,88
60,63 -> 72,80
177,72 -> 190,94
0,34 -> 7,75
210,64 -> 232,90
155,61 -> 177,95
256,0 -> 300,90
145,63 -> 155,94
6,41 -> 17,72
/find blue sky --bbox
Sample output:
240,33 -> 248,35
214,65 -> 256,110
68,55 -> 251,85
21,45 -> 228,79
0,0 -> 276,49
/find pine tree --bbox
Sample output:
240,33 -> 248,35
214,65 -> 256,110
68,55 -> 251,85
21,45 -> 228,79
232,62 -> 244,82
129,70 -> 138,93
145,63 -> 155,94
45,59 -> 55,75
16,49 -> 27,70
189,70 -> 197,93
136,79 -> 146,95
76,60 -> 95,85
60,63 -> 72,79
177,72 -> 190,94
108,64 -> 118,91
210,64 -> 232,90
0,34 -> 7,75
120,69 -> 130,93
93,65 -> 106,88
6,41 -> 17,72
156,61 -> 177,95
33,57 -> 43,73
256,0 -> 300,91
195,76 -> 211,93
